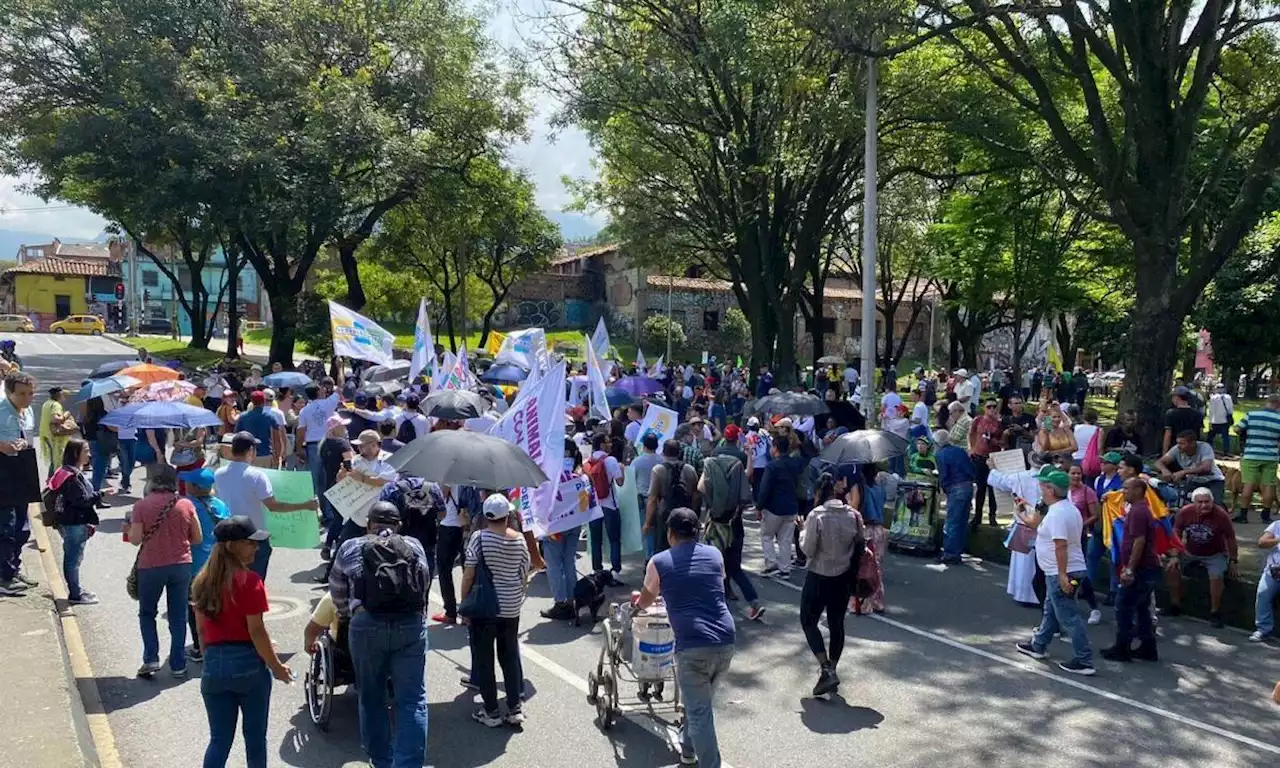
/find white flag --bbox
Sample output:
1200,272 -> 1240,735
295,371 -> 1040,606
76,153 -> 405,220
590,317 -> 611,361
487,361 -> 573,537
647,354 -> 665,378
432,351 -> 456,394
329,300 -> 395,365
409,298 -> 434,382
585,333 -> 612,423
440,344 -> 476,391
635,348 -> 646,373
495,328 -> 547,373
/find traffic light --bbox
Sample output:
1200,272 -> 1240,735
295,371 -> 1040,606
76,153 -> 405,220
114,282 -> 124,300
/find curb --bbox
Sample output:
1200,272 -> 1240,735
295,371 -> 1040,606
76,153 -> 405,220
30,509 -> 123,768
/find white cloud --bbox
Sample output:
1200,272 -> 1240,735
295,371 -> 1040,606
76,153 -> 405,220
0,175 -> 108,239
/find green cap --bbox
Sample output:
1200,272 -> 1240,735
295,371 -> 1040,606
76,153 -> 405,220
1038,469 -> 1070,491
1101,451 -> 1123,465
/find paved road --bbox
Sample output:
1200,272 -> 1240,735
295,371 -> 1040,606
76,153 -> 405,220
7,332 -> 1280,768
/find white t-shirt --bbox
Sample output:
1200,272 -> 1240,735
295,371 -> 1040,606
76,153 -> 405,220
969,375 -> 982,400
352,453 -> 398,483
1072,424 -> 1099,460
589,450 -> 623,508
1265,522 -> 1280,569
624,420 -> 641,445
911,401 -> 930,425
955,379 -> 975,404
297,392 -> 340,444
843,366 -> 858,386
213,460 -> 273,529
880,392 -> 902,418
1208,393 -> 1234,424
1035,498 -> 1087,576
265,406 -> 286,428
438,486 -> 464,528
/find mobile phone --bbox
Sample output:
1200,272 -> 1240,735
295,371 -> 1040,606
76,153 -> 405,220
342,459 -> 352,470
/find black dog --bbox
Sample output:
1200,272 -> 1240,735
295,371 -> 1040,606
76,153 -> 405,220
572,571 -> 610,626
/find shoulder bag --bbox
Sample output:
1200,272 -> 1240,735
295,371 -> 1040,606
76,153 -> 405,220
126,496 -> 179,600
457,534 -> 500,620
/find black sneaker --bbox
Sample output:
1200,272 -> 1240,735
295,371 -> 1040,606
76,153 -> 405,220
460,677 -> 479,691
812,666 -> 839,697
1015,642 -> 1046,660
1132,642 -> 1159,662
761,565 -> 780,577
1162,604 -> 1183,617
1099,646 -> 1131,663
1210,612 -> 1224,629
1232,512 -> 1249,524
1057,660 -> 1096,676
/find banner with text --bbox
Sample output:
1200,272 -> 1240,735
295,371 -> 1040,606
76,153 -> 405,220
329,301 -> 395,365
488,361 -> 567,537
634,403 -> 678,450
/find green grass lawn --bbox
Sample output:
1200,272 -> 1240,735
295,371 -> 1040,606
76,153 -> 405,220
118,336 -> 234,367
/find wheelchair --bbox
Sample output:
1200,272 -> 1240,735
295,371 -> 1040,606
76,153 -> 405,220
303,618 -> 398,732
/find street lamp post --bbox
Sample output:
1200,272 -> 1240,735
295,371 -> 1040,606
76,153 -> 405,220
859,55 -> 879,424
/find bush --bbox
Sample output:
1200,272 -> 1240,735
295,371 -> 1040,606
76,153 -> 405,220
721,307 -> 751,358
641,314 -> 686,356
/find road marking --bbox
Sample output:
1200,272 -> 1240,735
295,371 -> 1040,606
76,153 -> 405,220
43,335 -> 66,353
750,568 -> 1280,755
31,509 -> 124,768
427,594 -> 733,768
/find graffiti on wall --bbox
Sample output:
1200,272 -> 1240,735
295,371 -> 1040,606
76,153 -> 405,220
515,300 -> 560,327
564,299 -> 590,328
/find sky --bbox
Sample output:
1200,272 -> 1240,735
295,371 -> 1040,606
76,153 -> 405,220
0,0 -> 601,241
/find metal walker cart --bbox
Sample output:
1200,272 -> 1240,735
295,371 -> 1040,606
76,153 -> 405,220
586,600 -> 683,730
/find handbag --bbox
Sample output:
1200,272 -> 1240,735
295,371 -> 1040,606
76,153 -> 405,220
126,496 -> 179,600
0,448 -> 41,508
457,536 -> 501,620
51,413 -> 80,437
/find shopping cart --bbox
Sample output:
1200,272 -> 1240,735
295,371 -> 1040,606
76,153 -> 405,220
586,599 -> 683,730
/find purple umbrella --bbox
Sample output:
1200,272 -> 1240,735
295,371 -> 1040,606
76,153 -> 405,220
613,376 -> 664,396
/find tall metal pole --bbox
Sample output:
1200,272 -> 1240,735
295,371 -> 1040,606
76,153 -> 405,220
928,295 -> 936,371
665,276 -> 673,362
128,237 -> 138,337
859,56 -> 879,423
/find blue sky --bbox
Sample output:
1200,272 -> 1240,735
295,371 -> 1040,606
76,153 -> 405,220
0,0 -> 601,241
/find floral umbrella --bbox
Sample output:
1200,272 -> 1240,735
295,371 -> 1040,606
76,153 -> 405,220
128,379 -> 197,403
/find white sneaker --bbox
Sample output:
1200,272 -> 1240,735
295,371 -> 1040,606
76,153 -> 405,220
1088,609 -> 1102,625
1250,630 -> 1267,643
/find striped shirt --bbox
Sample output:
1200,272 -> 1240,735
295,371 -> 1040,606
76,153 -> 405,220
1240,408 -> 1280,462
465,529 -> 531,619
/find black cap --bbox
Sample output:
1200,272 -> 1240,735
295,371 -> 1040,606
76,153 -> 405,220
230,430 -> 259,454
214,515 -> 271,543
368,501 -> 401,524
667,507 -> 699,538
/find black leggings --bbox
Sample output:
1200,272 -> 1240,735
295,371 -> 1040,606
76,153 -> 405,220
471,617 -> 523,713
800,571 -> 851,663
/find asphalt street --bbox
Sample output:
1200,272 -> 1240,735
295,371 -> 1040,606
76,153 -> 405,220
6,331 -> 1280,768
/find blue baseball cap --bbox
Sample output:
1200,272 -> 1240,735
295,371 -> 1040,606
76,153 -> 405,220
178,467 -> 215,489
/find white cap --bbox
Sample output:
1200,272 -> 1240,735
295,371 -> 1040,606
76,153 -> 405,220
262,388 -> 276,400
955,368 -> 968,377
482,493 -> 512,520
747,416 -> 760,427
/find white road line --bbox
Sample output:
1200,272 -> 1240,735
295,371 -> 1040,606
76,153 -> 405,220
428,594 -> 734,768
751,569 -> 1280,755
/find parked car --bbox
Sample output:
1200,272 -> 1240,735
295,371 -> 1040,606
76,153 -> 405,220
0,314 -> 34,332
138,317 -> 173,335
49,314 -> 105,335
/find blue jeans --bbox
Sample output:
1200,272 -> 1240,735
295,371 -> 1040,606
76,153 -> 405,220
590,506 -> 622,573
942,484 -> 974,559
542,527 -> 580,604
137,562 -> 191,669
1255,567 -> 1280,636
117,439 -> 136,491
348,611 -> 428,768
1085,532 -> 1116,602
61,524 -> 90,600
250,541 -> 272,581
1031,570 -> 1093,666
0,505 -> 28,581
306,442 -> 326,519
674,645 -> 735,768
201,643 -> 271,768
1207,422 -> 1232,455
1115,566 -> 1159,648
91,440 -> 112,492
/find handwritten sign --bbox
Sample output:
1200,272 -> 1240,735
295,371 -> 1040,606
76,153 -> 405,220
262,469 -> 319,549
989,449 -> 1028,474
324,476 -> 385,526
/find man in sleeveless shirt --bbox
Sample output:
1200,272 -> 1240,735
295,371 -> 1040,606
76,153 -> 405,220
634,507 -> 735,767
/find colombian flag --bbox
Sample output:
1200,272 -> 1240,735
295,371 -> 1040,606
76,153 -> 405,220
1100,485 -> 1185,566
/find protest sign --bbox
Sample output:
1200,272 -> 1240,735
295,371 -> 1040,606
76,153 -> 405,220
989,449 -> 1028,474
488,361 -> 567,537
546,471 -> 604,536
634,403 -> 678,449
585,334 -> 611,423
329,301 -> 395,365
324,476 -> 384,525
262,470 -> 319,549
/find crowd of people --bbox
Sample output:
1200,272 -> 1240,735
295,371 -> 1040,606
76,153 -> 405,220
2,341 -> 1279,767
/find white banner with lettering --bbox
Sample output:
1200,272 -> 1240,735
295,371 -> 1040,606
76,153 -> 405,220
488,361 -> 567,537
329,301 -> 395,365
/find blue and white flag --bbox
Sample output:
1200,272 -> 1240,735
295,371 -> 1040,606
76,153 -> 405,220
409,298 -> 434,382
329,301 -> 395,365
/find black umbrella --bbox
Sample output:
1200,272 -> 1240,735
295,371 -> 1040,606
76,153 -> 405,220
389,429 -> 548,489
421,389 -> 488,420
820,429 -> 909,465
752,391 -> 829,416
360,380 -> 404,398
89,360 -> 134,379
363,360 -> 411,383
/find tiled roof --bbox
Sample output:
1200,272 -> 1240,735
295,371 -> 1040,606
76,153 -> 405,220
54,241 -> 111,259
645,274 -> 938,302
2,257 -> 116,278
551,243 -> 620,266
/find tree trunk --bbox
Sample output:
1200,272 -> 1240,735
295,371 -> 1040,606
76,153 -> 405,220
225,254 -> 241,360
809,289 -> 826,368
947,308 -> 961,369
339,244 -> 366,311
880,309 -> 895,369
442,290 -> 457,353
266,286 -> 300,368
188,279 -> 209,349
774,299 -> 799,388
1118,310 -> 1180,453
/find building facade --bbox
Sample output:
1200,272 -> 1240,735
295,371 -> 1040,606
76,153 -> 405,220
1,242 -> 124,329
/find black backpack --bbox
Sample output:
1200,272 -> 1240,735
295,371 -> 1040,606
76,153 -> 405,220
356,534 -> 427,615
663,460 -> 690,515
40,484 -> 64,528
396,418 -> 418,445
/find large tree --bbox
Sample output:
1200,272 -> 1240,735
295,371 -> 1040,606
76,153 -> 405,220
895,0 -> 1280,447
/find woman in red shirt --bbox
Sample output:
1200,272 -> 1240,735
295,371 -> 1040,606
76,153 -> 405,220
191,515 -> 292,768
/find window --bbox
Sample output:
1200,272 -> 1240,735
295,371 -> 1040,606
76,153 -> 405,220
805,316 -> 836,334
143,270 -> 159,287
703,310 -> 719,331
851,319 -> 862,336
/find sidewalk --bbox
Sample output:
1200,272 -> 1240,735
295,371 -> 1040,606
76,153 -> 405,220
0,511 -> 99,768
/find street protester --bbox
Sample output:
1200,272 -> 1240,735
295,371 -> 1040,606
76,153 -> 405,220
1100,479 -> 1162,663
179,467 -> 231,663
541,438 -> 589,621
799,472 -> 864,696
213,432 -> 314,579
192,516 -> 293,768
50,438 -> 102,605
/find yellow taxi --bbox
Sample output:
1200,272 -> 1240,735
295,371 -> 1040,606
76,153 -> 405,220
0,314 -> 34,332
50,314 -> 106,335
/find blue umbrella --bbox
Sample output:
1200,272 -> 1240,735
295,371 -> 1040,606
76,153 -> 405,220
263,371 -> 313,389
89,360 -> 135,380
480,363 -> 529,384
100,401 -> 221,430
604,387 -> 635,409
613,375 -> 663,396
72,375 -> 142,404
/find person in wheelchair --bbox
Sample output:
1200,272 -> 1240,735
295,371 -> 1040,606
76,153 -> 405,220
328,501 -> 430,768
1156,430 -> 1226,504
1163,487 -> 1239,627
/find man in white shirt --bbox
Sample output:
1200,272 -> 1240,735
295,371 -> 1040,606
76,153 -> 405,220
214,431 -> 315,578
295,383 -> 341,497
624,404 -> 644,445
842,365 -> 859,399
587,433 -> 626,583
1207,383 -> 1234,455
910,389 -> 930,428
880,384 -> 903,421
1015,468 -> 1095,676
954,369 -> 974,414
